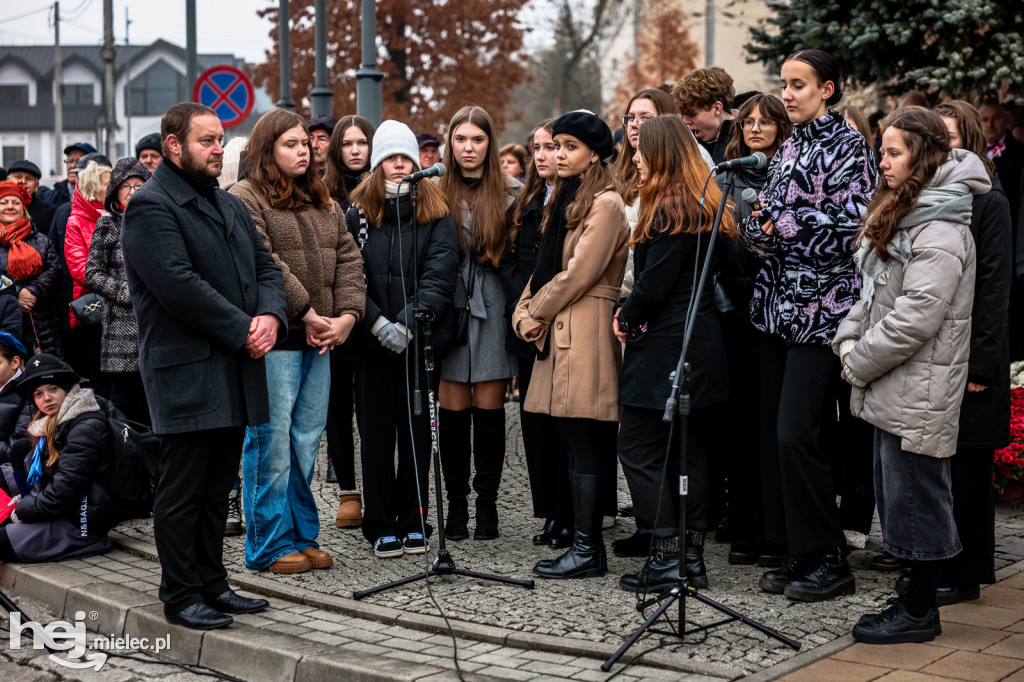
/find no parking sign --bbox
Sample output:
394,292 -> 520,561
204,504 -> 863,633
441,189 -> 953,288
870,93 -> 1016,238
192,65 -> 255,129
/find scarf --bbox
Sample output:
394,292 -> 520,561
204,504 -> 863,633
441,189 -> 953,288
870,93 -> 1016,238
530,175 -> 581,298
987,139 -> 1005,160
26,436 -> 46,487
0,216 -> 43,279
164,157 -> 220,200
384,179 -> 411,197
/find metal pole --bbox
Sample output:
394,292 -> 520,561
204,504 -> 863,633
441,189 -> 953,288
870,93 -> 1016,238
53,1 -> 63,175
310,0 -> 333,116
125,6 -> 131,153
705,0 -> 714,66
276,0 -> 295,110
633,0 -> 640,65
186,0 -> 197,97
355,0 -> 383,126
102,0 -> 116,158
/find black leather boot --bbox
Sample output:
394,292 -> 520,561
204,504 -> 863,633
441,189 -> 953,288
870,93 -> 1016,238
784,548 -> 856,602
684,530 -> 709,589
612,530 -> 653,558
439,408 -> 471,540
534,473 -> 607,579
471,407 -> 505,540
759,553 -> 815,594
619,536 -> 680,592
533,518 -> 558,545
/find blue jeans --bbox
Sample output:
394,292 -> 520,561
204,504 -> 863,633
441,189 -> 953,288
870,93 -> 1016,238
243,349 -> 330,570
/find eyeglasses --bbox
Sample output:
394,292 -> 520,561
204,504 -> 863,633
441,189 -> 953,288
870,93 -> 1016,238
740,118 -> 777,131
119,183 -> 145,194
621,113 -> 655,127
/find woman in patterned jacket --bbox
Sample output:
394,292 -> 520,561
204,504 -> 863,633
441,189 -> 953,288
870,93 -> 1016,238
740,49 -> 877,603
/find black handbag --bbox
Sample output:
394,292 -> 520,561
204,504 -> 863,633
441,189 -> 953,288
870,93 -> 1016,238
70,292 -> 103,326
452,258 -> 475,347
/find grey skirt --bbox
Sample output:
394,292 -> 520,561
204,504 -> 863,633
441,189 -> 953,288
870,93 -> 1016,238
873,427 -> 961,561
440,267 -> 515,383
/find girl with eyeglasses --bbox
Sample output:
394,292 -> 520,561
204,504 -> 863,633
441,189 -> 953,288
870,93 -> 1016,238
710,93 -> 793,567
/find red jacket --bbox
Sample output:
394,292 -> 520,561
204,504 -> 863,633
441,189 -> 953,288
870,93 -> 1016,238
64,188 -> 105,328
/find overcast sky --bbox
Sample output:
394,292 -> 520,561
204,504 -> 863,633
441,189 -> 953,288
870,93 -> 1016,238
1,0 -> 554,65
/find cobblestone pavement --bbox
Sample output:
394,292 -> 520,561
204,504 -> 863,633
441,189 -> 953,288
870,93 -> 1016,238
89,406 -> 1024,678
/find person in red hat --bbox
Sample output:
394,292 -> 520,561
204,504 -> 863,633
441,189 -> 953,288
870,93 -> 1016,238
0,181 -> 62,356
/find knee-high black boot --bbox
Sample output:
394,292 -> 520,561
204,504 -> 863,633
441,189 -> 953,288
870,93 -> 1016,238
439,408 -> 471,540
533,472 -> 607,579
471,407 -> 505,540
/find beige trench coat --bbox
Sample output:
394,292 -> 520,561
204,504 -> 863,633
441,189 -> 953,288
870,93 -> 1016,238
512,190 -> 629,422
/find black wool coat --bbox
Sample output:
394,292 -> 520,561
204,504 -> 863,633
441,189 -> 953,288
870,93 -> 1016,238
28,192 -> 56,238
343,195 -> 458,356
958,176 -> 1013,450
617,215 -> 730,412
0,377 -> 31,465
0,230 -> 62,356
498,191 -> 545,358
121,161 -> 287,435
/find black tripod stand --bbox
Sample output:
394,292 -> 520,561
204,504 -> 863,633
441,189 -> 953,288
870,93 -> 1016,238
602,170 -> 800,670
353,178 -> 534,600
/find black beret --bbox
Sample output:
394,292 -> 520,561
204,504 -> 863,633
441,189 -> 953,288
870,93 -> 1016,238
552,111 -> 614,162
7,160 -> 41,178
135,133 -> 162,158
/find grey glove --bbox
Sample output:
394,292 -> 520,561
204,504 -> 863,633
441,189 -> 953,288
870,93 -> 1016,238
375,320 -> 413,354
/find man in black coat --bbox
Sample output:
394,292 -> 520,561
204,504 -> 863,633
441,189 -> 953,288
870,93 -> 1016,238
981,100 -> 1024,360
121,102 -> 286,630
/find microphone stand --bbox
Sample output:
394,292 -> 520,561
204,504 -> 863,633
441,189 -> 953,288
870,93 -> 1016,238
602,170 -> 799,671
354,177 -> 535,600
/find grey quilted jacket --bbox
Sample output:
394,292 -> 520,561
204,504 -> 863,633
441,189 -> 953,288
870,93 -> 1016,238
832,149 -> 989,458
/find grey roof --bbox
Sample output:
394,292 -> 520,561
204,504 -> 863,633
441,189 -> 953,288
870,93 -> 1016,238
0,39 -> 245,80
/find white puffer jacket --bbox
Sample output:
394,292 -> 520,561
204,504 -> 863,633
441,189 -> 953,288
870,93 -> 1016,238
832,149 -> 990,458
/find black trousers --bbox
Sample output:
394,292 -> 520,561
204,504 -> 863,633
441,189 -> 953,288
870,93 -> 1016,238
64,323 -> 110,399
555,417 -> 617,478
106,371 -> 150,427
326,352 -> 357,490
618,405 -> 710,537
945,446 -> 996,585
760,335 -> 845,555
355,354 -> 431,543
828,381 -> 875,535
153,427 -> 243,615
518,356 -> 570,522
714,309 -> 762,544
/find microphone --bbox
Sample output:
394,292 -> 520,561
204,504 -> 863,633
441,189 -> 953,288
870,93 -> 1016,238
714,151 -> 767,173
402,162 -> 446,183
741,188 -> 763,212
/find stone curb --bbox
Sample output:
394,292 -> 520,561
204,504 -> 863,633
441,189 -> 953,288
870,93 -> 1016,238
109,531 -> 740,678
0,560 -> 451,682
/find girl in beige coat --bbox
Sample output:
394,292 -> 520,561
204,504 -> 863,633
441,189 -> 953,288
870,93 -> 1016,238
513,111 -> 629,579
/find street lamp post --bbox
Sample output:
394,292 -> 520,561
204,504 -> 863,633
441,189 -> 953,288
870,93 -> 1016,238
277,0 -> 295,110
355,0 -> 383,126
310,0 -> 333,116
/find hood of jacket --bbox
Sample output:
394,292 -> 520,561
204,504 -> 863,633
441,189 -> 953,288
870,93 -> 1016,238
104,157 -> 151,216
900,148 -> 991,231
71,187 -> 104,224
26,383 -> 101,438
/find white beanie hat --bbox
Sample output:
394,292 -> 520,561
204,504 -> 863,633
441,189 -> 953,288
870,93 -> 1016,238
371,120 -> 420,172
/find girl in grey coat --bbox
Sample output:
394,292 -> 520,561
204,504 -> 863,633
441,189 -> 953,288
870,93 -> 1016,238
833,108 -> 989,645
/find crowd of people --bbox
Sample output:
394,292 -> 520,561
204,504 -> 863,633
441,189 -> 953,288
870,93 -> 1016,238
0,48 -> 1020,645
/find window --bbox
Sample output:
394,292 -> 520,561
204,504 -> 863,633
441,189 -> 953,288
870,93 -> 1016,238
0,85 -> 30,107
62,83 -> 94,106
2,146 -> 26,168
125,60 -> 187,116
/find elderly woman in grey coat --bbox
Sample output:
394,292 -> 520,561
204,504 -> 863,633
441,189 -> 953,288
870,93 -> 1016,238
833,108 -> 989,645
84,157 -> 150,425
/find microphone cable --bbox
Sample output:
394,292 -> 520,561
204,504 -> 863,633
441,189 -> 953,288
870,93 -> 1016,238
393,178 -> 466,682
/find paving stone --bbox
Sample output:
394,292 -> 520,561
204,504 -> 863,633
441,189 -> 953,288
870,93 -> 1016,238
200,626 -> 327,682
475,665 -> 537,680
927,622 -> 1012,651
942,603 -> 1024,630
981,633 -> 1024,659
833,641 -> 949,670
122,604 -> 204,666
65,581 -> 162,639
978,586 -> 1024,610
778,658 -> 892,681
295,651 -> 443,682
918,650 -> 1024,681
